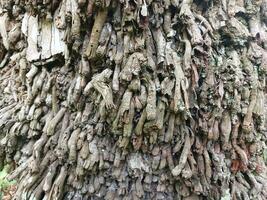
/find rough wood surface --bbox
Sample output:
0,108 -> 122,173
0,0 -> 266,199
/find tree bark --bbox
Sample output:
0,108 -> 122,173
0,0 -> 266,199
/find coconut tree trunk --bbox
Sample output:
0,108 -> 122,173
0,0 -> 267,199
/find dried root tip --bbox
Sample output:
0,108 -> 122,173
172,131 -> 191,176
146,79 -> 157,120
43,161 -> 58,192
242,89 -> 257,133
84,69 -> 114,109
135,110 -> 147,136
47,107 -> 66,135
84,8 -> 108,59
123,100 -> 135,137
220,111 -> 232,150
112,64 -> 120,91
164,114 -> 175,142
48,165 -> 68,200
68,128 -> 81,163
26,65 -> 39,83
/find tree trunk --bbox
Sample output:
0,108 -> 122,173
0,0 -> 266,199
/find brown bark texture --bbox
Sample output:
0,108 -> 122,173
0,0 -> 267,199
